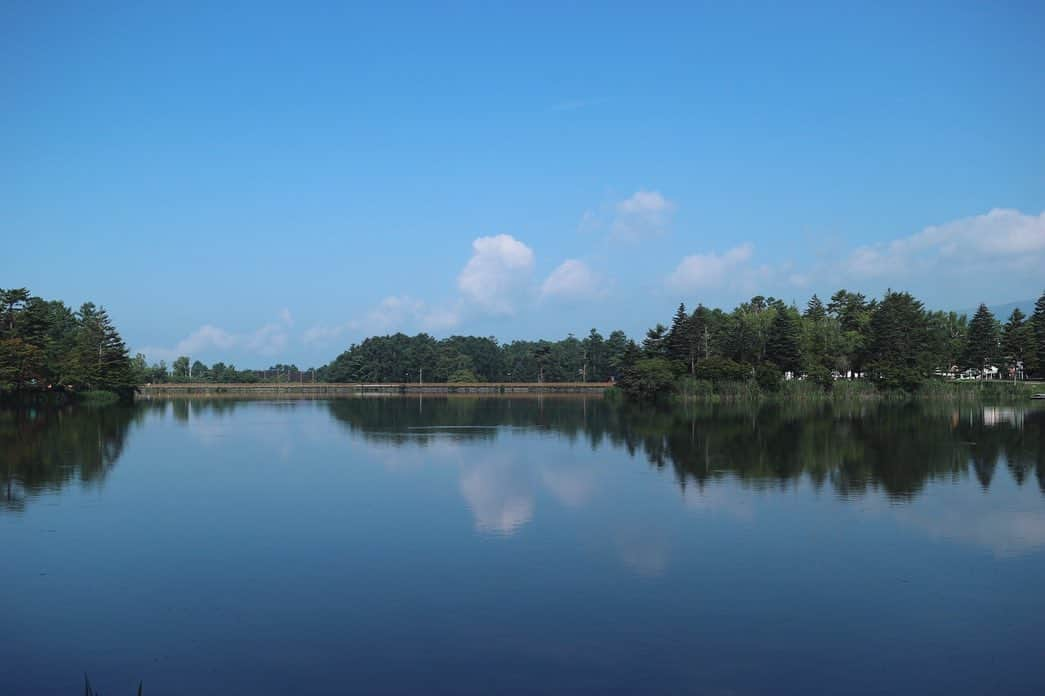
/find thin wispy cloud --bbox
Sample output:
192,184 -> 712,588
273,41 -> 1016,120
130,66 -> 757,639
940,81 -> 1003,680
574,190 -> 677,241
666,243 -> 756,292
659,208 -> 1045,307
844,208 -> 1045,279
138,310 -> 294,363
612,190 -> 675,241
302,295 -> 461,346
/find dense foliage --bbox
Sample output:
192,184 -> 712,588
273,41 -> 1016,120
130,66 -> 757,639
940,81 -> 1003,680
315,330 -> 635,383
614,289 -> 1045,400
8,284 -> 1044,403
306,288 -> 1045,400
0,287 -> 134,397
129,356 -> 300,384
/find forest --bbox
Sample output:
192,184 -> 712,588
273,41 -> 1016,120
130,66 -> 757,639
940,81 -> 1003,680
0,287 -> 135,398
4,285 -> 1045,400
309,289 -> 1045,398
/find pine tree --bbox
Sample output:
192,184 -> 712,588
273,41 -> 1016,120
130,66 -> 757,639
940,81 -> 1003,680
1001,308 -> 1025,360
0,288 -> 30,336
72,303 -> 133,392
804,294 -> 826,322
665,302 -> 690,366
642,324 -> 668,358
691,305 -> 712,361
962,304 -> 1000,372
866,290 -> 932,391
765,306 -> 803,375
1001,308 -> 1036,377
1032,291 -> 1045,378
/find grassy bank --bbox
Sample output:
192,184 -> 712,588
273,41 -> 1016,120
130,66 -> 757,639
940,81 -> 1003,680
669,377 -> 1044,404
917,379 -> 1044,401
0,387 -> 129,407
77,389 -> 124,405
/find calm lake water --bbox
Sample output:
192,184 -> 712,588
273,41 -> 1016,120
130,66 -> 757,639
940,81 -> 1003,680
3,396 -> 1045,695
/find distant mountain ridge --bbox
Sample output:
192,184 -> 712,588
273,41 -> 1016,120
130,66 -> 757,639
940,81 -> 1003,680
955,299 -> 1036,319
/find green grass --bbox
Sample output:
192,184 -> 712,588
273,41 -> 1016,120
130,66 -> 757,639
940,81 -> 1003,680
917,379 -> 1043,401
76,390 -> 122,405
671,376 -> 1043,404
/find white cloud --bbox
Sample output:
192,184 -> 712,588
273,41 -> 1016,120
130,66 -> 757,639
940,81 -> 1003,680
459,458 -> 534,535
301,323 -> 347,346
845,208 -> 1045,279
172,324 -> 237,355
304,235 -> 535,345
540,259 -> 606,301
457,234 -> 535,315
244,322 -> 290,356
355,295 -> 427,333
540,464 -> 596,507
666,243 -> 755,292
302,295 -> 461,346
138,310 -> 293,363
612,190 -> 675,240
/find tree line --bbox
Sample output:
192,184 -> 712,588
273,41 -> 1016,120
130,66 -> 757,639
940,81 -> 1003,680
0,287 -> 134,397
129,355 -> 307,384
316,330 -> 634,383
617,289 -> 1045,398
6,284 -> 1043,400
313,288 -> 1045,399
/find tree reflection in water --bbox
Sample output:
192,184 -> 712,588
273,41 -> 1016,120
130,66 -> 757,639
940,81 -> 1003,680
326,396 -> 1045,501
1,404 -> 143,511
3,397 -> 1043,515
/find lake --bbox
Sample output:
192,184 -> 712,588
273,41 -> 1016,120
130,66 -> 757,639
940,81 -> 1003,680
3,396 -> 1045,694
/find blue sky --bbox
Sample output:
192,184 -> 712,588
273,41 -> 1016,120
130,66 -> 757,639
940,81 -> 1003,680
3,1 -> 1044,367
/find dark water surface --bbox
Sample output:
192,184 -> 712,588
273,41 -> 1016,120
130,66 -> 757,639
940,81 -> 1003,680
3,397 -> 1045,695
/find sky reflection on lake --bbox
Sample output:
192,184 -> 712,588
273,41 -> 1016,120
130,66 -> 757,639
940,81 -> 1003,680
2,397 -> 1045,694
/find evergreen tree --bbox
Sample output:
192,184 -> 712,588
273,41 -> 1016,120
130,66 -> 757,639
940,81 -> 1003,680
765,305 -> 803,375
961,304 -> 1000,372
665,302 -> 690,366
691,304 -> 713,361
926,310 -> 967,372
826,289 -> 875,376
866,290 -> 932,391
70,303 -> 133,392
0,288 -> 30,336
642,324 -> 668,358
801,295 -> 839,373
827,290 -> 871,333
582,329 -> 606,381
604,330 -> 633,378
1032,291 -> 1045,378
804,294 -> 826,322
1000,309 -> 1036,377
0,338 -> 44,388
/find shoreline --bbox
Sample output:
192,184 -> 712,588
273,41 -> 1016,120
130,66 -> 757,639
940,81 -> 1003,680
135,382 -> 613,398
